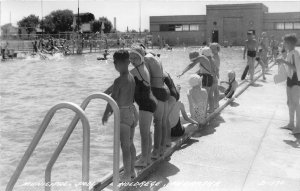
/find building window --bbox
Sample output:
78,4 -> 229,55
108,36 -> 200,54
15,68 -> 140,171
285,23 -> 293,30
294,22 -> 300,29
190,24 -> 199,31
175,25 -> 183,31
275,23 -> 284,30
183,25 -> 189,31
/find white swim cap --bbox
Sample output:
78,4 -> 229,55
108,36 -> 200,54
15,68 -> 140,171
188,74 -> 202,87
201,47 -> 213,57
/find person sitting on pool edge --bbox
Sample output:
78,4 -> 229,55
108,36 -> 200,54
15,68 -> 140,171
242,31 -> 257,82
167,84 -> 199,137
219,70 -> 238,99
187,74 -> 208,126
102,50 -> 138,181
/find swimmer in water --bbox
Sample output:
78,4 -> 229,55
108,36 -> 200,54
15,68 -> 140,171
242,31 -> 257,82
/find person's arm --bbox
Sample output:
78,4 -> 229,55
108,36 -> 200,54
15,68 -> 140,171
180,102 -> 198,125
243,42 -> 247,59
102,80 -> 120,124
177,62 -> 197,77
104,84 -> 114,95
294,52 -> 300,80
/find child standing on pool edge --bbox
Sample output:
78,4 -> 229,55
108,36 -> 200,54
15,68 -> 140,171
276,34 -> 300,135
242,31 -> 257,82
102,50 -> 138,181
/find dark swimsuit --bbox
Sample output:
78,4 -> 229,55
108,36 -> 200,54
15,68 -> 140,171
171,119 -> 185,137
247,50 -> 256,58
287,54 -> 300,87
287,72 -> 300,87
134,65 -> 157,113
148,59 -> 170,102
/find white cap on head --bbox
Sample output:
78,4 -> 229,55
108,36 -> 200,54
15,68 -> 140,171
188,74 -> 202,87
201,47 -> 213,57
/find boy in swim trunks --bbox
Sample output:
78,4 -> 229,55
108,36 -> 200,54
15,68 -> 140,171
276,34 -> 300,135
102,50 -> 138,181
243,31 -> 257,82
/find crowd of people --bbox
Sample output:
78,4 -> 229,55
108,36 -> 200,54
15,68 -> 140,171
99,31 -> 299,182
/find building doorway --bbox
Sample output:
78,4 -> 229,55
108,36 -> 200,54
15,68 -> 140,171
248,30 -> 256,35
212,30 -> 219,43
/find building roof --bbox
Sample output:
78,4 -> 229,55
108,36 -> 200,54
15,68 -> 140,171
150,15 -> 206,24
207,3 -> 268,12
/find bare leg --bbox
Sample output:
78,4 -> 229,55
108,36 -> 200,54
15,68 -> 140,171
248,57 -> 254,81
204,87 -> 214,113
135,111 -> 152,167
130,125 -> 136,177
120,123 -> 131,181
291,86 -> 300,134
153,101 -> 164,159
161,101 -> 169,155
213,78 -> 219,108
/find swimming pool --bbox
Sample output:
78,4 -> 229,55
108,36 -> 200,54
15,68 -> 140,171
1,47 -> 250,190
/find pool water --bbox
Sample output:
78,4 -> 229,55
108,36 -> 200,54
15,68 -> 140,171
1,47 -> 252,190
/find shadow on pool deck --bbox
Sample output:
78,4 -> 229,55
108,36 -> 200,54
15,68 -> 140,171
135,66 -> 300,191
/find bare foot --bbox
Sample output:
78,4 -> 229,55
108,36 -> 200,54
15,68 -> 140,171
292,128 -> 300,135
281,124 -> 294,131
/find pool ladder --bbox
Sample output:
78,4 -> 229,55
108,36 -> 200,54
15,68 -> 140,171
5,93 -> 121,191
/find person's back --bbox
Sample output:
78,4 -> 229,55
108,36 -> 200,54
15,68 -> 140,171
187,74 -> 208,124
114,74 -> 135,107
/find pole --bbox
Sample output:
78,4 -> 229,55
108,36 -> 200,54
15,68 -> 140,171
139,0 -> 141,35
41,0 -> 43,38
77,0 -> 80,32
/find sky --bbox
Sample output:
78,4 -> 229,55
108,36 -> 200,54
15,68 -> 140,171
1,0 -> 300,32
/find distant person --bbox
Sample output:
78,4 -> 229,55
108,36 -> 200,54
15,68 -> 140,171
242,31 -> 257,82
276,34 -> 300,135
32,40 -> 38,53
102,50 -> 138,181
259,32 -> 269,68
219,70 -> 238,99
269,35 -> 279,62
255,47 -> 266,80
187,74 -> 208,126
97,49 -> 109,61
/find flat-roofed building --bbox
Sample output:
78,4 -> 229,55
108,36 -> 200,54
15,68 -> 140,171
150,3 -> 300,46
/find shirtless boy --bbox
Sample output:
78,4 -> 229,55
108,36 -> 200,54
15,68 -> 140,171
102,50 -> 138,181
243,31 -> 257,81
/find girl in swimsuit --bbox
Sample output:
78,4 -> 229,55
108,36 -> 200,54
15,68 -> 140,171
129,47 -> 158,167
144,50 -> 170,159
167,84 -> 198,137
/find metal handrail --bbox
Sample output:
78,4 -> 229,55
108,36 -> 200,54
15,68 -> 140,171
45,93 -> 120,191
5,102 -> 91,191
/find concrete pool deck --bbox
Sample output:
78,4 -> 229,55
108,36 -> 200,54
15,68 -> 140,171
133,66 -> 300,191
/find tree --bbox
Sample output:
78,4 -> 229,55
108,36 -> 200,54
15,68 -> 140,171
143,29 -> 149,33
17,14 -> 39,35
99,17 -> 113,33
42,9 -> 73,34
91,20 -> 101,33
